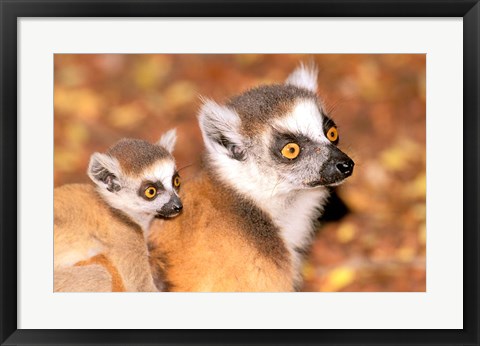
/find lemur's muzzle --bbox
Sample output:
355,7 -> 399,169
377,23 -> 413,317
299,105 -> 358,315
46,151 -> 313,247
156,194 -> 183,218
309,145 -> 354,187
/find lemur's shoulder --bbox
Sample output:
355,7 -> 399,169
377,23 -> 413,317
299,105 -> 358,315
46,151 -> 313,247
54,184 -> 107,225
54,183 -> 97,200
149,173 -> 294,292
54,183 -> 128,225
54,183 -> 133,248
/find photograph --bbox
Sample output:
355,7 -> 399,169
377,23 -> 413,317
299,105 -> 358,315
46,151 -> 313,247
53,54 -> 426,292
2,0 -> 477,343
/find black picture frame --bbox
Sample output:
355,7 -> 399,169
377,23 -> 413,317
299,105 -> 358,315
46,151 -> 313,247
1,1 -> 478,345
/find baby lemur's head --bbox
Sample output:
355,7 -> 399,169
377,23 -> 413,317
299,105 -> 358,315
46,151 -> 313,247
199,64 -> 354,199
87,129 -> 182,231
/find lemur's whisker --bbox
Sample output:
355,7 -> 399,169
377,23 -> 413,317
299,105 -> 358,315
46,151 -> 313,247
178,162 -> 197,172
270,178 -> 283,198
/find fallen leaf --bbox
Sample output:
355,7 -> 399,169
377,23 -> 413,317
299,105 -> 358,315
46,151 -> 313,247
321,267 -> 355,291
337,223 -> 357,243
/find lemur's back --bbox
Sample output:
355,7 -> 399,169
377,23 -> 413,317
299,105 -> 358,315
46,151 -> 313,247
54,184 -> 110,269
148,173 -> 295,292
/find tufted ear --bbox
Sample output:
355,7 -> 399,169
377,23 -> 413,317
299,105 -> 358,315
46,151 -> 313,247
87,153 -> 122,192
198,98 -> 246,161
285,63 -> 318,92
157,128 -> 177,154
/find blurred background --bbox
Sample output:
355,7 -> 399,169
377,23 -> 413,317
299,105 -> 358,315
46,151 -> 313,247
54,54 -> 426,292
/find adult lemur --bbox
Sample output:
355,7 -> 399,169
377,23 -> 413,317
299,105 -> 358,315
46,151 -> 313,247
148,64 -> 354,291
54,130 -> 182,292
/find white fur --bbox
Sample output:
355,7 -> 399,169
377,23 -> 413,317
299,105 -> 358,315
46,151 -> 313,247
144,159 -> 177,193
198,99 -> 243,155
274,100 -> 330,144
273,189 -> 328,280
95,158 -> 177,234
285,63 -> 318,92
87,246 -> 102,258
55,243 -> 104,269
87,152 -> 122,184
157,128 -> 177,154
55,249 -> 93,268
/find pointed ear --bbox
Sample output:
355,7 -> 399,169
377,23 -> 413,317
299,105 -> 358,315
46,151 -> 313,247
198,99 -> 246,161
285,63 -> 318,92
157,128 -> 177,154
87,153 -> 122,192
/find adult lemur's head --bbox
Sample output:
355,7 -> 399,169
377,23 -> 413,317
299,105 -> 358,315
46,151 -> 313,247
198,64 -> 354,200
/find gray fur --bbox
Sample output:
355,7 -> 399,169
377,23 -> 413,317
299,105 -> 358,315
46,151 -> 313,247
227,84 -> 317,135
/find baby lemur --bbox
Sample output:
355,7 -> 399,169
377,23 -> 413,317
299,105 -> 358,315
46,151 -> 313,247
54,129 -> 182,292
148,64 -> 354,291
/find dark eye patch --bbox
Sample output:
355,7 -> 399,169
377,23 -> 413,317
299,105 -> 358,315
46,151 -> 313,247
323,115 -> 339,145
322,116 -> 337,133
270,132 -> 311,163
172,172 -> 181,190
138,180 -> 165,199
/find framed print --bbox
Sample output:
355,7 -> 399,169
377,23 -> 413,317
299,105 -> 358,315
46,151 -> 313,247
1,0 -> 479,345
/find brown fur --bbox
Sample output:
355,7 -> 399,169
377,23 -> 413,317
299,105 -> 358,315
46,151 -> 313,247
54,184 -> 157,292
107,138 -> 171,176
148,171 -> 294,292
147,244 -> 172,291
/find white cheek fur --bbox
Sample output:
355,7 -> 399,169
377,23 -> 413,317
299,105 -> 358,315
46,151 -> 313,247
96,159 -> 178,233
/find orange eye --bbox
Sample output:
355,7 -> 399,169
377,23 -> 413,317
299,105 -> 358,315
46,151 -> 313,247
144,186 -> 157,199
327,127 -> 338,142
173,175 -> 181,188
281,143 -> 300,160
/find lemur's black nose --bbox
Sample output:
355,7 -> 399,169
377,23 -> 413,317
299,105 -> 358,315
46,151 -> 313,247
336,159 -> 354,176
172,202 -> 183,212
158,195 -> 183,217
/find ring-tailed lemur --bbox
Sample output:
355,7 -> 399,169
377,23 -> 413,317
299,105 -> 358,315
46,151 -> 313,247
148,64 -> 354,291
54,129 -> 182,292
